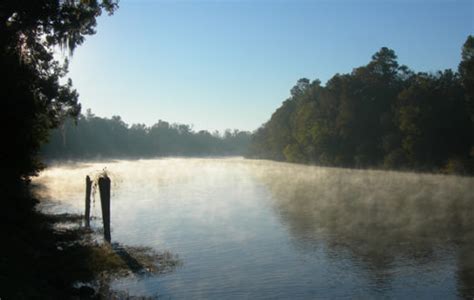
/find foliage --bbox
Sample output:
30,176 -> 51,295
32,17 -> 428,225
41,110 -> 252,159
248,36 -> 474,174
0,0 -> 117,191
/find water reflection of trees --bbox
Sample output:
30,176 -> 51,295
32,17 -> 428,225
252,162 -> 474,297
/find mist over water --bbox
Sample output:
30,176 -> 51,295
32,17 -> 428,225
34,157 -> 474,298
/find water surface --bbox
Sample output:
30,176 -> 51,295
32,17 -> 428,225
34,158 -> 474,298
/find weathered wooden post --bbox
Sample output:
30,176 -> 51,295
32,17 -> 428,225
85,175 -> 92,227
98,175 -> 111,243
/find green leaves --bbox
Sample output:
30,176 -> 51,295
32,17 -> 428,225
249,41 -> 473,174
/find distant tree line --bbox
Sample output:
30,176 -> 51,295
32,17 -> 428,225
41,110 -> 251,159
248,36 -> 474,174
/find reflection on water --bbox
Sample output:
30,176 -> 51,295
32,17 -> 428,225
34,158 -> 474,298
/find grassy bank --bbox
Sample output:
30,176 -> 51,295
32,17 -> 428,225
0,191 -> 179,299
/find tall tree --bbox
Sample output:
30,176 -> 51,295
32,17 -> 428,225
459,35 -> 474,150
0,1 -> 117,184
248,39 -> 473,174
459,36 -> 474,118
0,0 -> 118,208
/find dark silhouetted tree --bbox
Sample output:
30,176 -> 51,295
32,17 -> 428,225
0,0 -> 117,204
248,40 -> 473,174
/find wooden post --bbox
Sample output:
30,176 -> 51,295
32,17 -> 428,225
98,175 -> 111,243
85,175 -> 92,227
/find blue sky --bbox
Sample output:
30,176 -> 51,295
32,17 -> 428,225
68,0 -> 473,132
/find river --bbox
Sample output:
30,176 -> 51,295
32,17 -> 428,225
34,157 -> 474,298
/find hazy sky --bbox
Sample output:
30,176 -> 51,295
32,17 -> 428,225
67,0 -> 473,132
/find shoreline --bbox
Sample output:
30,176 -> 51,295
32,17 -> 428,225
1,198 -> 179,299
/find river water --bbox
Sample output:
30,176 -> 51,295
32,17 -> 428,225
34,157 -> 474,298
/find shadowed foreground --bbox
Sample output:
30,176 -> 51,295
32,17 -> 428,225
0,207 -> 179,299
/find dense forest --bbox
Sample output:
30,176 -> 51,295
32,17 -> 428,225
0,0 -> 117,202
0,1 -> 122,298
248,36 -> 474,174
41,110 -> 251,159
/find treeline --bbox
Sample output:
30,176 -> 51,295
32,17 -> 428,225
41,110 -> 251,159
248,36 -> 474,174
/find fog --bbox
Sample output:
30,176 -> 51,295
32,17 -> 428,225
34,157 -> 474,298
252,160 -> 473,245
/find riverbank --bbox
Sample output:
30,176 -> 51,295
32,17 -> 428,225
26,157 -> 474,298
0,191 -> 179,299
